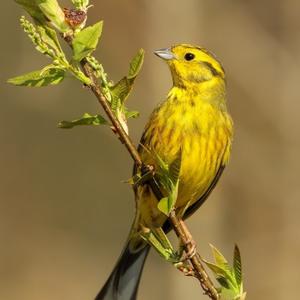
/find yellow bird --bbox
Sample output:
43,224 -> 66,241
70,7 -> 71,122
96,44 -> 233,300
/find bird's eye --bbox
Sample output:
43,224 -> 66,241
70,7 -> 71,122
184,53 -> 195,61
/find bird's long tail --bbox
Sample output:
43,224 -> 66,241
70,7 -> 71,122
95,235 -> 150,300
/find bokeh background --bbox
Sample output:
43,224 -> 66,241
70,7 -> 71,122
1,0 -> 299,299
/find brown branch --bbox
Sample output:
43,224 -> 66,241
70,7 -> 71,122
170,213 -> 219,299
79,59 -> 219,299
81,64 -> 143,166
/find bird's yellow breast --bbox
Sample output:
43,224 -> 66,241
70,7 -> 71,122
137,86 -> 233,226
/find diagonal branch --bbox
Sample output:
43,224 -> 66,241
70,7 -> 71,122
81,63 -> 143,166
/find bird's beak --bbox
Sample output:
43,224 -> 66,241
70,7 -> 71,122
154,48 -> 175,60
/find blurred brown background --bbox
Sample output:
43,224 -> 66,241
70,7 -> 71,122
1,0 -> 299,299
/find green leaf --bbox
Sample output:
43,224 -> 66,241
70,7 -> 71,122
220,286 -> 238,300
72,0 -> 89,10
156,150 -> 181,216
170,180 -> 179,206
128,48 -> 144,78
154,152 -> 169,173
110,49 -> 144,104
203,260 -> 231,280
72,21 -> 103,61
210,244 -> 231,272
70,67 -> 92,85
157,180 -> 179,216
58,113 -> 108,129
15,0 -> 47,24
111,77 -> 131,104
217,276 -> 231,290
8,68 -> 65,87
125,110 -> 140,119
203,245 -> 246,299
110,95 -> 121,113
204,260 -> 238,295
140,228 -> 176,262
36,0 -> 70,32
37,25 -> 63,55
233,245 -> 242,286
157,197 -> 172,216
169,150 -> 182,184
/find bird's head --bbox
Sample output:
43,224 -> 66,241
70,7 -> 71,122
154,44 -> 225,88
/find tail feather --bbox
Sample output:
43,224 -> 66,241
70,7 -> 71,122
95,240 -> 150,300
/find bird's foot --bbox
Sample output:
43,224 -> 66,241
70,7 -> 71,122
131,164 -> 156,188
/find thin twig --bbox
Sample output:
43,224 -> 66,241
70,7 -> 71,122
66,40 -> 219,298
170,213 -> 219,299
81,64 -> 143,166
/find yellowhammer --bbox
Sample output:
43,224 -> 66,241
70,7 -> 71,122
96,44 -> 233,300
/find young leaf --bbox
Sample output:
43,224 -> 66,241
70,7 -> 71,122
220,286 -> 238,300
169,150 -> 182,184
154,152 -> 169,173
8,68 -> 65,87
70,67 -> 92,85
233,245 -> 242,286
203,260 -> 231,280
204,259 -> 238,295
36,0 -> 70,33
217,276 -> 231,290
110,49 -> 144,104
37,25 -> 63,55
128,48 -> 145,79
72,0 -> 89,10
58,113 -> 108,129
140,228 -> 176,262
110,77 -> 131,104
125,110 -> 140,119
203,245 -> 246,299
210,244 -> 231,273
72,21 -> 103,62
157,175 -> 179,216
116,110 -> 129,134
157,197 -> 172,216
156,149 -> 181,216
15,0 -> 47,24
110,95 -> 121,113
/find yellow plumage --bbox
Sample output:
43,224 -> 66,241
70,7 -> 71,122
98,44 -> 233,299
135,44 -> 233,229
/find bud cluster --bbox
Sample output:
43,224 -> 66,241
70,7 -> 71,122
20,16 -> 55,58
